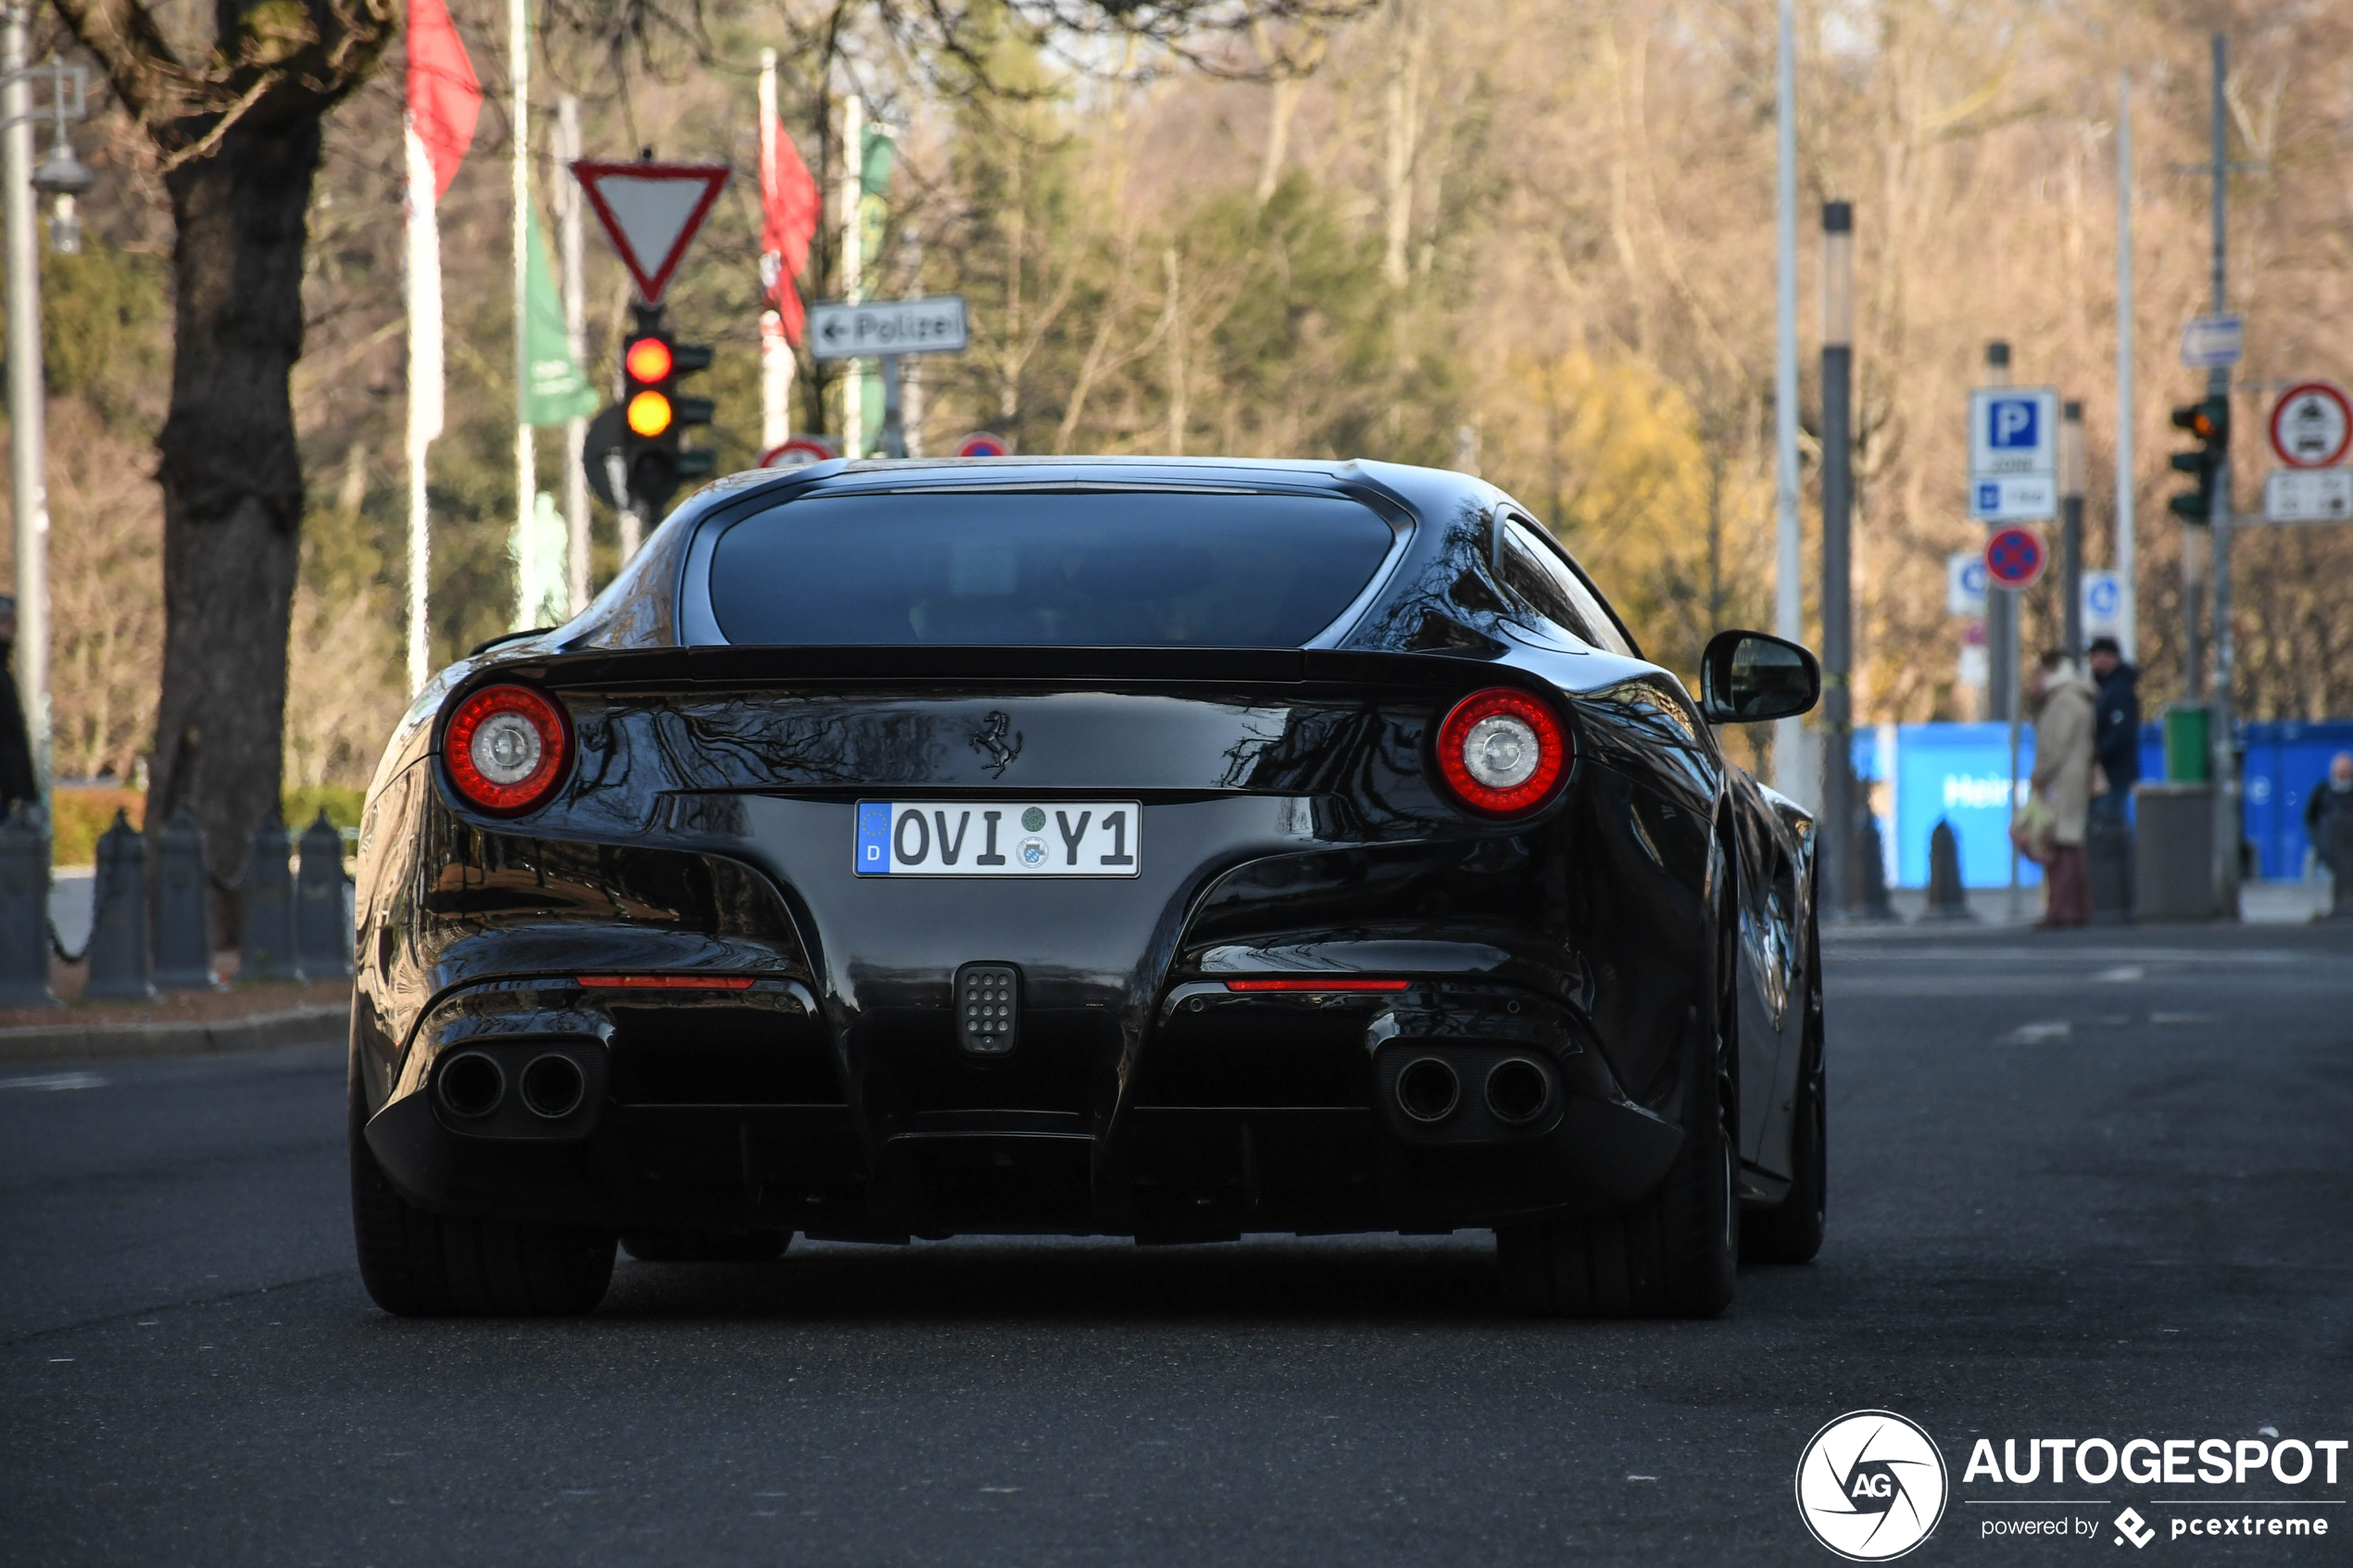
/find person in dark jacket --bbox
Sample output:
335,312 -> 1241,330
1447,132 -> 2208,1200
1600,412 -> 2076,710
2308,751 -> 2353,872
0,596 -> 37,815
2086,635 -> 2139,822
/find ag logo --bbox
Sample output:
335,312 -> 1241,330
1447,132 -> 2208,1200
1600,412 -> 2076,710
1794,1410 -> 1950,1562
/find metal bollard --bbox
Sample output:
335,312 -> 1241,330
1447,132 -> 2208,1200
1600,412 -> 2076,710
2330,809 -> 2353,922
1856,810 -> 1899,922
240,809 -> 298,982
296,809 -> 354,979
0,802 -> 55,1007
151,808 -> 215,990
2088,808 -> 2133,924
84,809 -> 153,999
1921,818 -> 1974,922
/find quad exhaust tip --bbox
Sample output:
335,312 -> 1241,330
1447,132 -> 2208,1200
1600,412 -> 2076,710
437,1051 -> 505,1119
1485,1057 -> 1554,1125
520,1053 -> 586,1119
1395,1056 -> 1461,1123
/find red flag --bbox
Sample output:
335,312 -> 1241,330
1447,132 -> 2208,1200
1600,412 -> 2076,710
407,0 -> 481,198
760,118 -> 819,344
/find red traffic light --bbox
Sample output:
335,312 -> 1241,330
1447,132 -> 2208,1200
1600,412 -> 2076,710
625,336 -> 673,383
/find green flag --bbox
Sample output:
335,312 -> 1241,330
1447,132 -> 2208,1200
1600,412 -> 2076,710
520,206 -> 598,426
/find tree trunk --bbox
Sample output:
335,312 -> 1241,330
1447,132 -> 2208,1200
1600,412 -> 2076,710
146,119 -> 321,928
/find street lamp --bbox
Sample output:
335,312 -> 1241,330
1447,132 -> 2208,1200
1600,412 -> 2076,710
25,55 -> 88,253
1,17 -> 91,808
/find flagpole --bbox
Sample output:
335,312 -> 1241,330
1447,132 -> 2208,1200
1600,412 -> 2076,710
406,117 -> 434,696
558,94 -> 588,614
759,48 -> 791,454
510,0 -> 533,627
1771,0 -> 1803,798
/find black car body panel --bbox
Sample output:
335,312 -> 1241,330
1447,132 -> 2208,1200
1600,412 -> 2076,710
352,458 -> 1817,1243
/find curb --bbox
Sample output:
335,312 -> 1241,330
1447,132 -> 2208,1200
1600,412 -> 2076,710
0,1004 -> 349,1064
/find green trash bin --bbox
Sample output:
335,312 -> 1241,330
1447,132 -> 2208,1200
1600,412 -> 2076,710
2164,704 -> 2209,783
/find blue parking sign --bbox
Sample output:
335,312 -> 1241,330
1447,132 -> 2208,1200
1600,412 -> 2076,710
1988,397 -> 2039,448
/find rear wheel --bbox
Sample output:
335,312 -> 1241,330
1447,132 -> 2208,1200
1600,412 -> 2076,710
1497,872 -> 1738,1320
623,1232 -> 793,1262
1742,909 -> 1826,1264
349,1071 -> 616,1316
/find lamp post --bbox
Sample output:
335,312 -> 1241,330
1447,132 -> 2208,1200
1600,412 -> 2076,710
2,16 -> 92,805
1819,200 -> 1856,917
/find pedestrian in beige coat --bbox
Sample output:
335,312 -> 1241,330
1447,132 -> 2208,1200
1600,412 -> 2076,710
2030,651 -> 2098,925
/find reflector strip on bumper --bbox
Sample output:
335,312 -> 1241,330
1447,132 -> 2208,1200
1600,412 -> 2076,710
576,975 -> 759,989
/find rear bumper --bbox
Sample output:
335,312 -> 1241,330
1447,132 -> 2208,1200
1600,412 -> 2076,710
363,977 -> 1683,1240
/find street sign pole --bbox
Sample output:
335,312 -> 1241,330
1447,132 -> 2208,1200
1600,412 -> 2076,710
880,354 -> 904,458
1819,202 -> 1855,920
2061,400 -> 2085,662
1982,525 -> 2047,923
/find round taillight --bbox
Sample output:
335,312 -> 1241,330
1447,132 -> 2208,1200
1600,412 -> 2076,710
1434,686 -> 1569,817
444,684 -> 571,814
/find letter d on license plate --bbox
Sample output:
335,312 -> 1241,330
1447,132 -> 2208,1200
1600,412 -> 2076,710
856,801 -> 1141,877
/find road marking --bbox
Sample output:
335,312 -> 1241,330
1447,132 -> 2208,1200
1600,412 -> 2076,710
2003,1022 -> 2072,1043
2150,1012 -> 2219,1024
0,1072 -> 106,1092
2093,965 -> 2145,982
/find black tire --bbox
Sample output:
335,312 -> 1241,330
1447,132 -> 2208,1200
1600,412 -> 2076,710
1497,864 -> 1738,1319
623,1231 -> 793,1262
349,1069 -> 616,1316
1742,909 -> 1826,1264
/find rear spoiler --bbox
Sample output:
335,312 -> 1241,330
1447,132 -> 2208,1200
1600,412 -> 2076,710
479,644 -> 1500,694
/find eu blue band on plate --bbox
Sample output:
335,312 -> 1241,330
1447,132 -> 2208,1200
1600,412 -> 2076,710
856,801 -> 892,874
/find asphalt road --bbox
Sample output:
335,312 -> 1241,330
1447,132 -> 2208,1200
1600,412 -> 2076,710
3,922 -> 2349,1566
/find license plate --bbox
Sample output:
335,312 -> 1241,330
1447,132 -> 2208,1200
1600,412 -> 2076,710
855,801 -> 1141,877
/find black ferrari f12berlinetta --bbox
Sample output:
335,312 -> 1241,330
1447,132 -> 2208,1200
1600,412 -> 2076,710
348,457 -> 1825,1319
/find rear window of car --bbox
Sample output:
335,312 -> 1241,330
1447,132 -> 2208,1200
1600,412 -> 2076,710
705,490 -> 1397,646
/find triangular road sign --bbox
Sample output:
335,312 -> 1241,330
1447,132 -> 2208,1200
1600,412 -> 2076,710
571,160 -> 733,306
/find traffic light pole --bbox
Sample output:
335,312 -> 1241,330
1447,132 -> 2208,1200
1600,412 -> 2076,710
2,4 -> 47,797
2204,31 -> 2238,919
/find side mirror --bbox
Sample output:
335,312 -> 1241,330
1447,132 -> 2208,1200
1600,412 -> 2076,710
1698,630 -> 1821,723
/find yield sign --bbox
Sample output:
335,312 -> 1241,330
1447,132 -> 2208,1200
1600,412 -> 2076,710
571,160 -> 732,306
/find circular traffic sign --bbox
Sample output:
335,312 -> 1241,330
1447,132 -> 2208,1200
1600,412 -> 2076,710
2269,382 -> 2351,470
956,432 -> 1011,458
760,434 -> 838,469
1983,525 -> 2047,590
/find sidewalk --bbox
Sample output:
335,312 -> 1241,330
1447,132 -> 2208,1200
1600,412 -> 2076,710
1868,878 -> 2333,928
2,869 -> 351,1062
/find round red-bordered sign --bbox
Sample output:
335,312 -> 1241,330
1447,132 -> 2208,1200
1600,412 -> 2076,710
760,434 -> 839,469
956,433 -> 1012,458
2268,382 -> 2351,470
1983,525 -> 2047,590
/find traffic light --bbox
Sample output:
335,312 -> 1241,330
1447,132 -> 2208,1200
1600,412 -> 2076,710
2168,395 -> 2229,523
618,307 -> 716,511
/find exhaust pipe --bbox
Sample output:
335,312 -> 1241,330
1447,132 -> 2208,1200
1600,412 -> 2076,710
1395,1056 -> 1461,1123
1484,1057 -> 1554,1125
520,1053 -> 586,1119
436,1051 -> 506,1119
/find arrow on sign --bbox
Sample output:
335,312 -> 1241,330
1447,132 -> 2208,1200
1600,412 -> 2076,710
571,160 -> 733,306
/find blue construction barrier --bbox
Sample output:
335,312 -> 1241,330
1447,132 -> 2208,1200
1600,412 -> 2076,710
2242,721 -> 2353,880
1873,718 -> 2353,887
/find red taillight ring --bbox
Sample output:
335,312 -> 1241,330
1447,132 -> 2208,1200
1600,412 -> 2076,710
1434,686 -> 1569,817
444,683 -> 572,815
